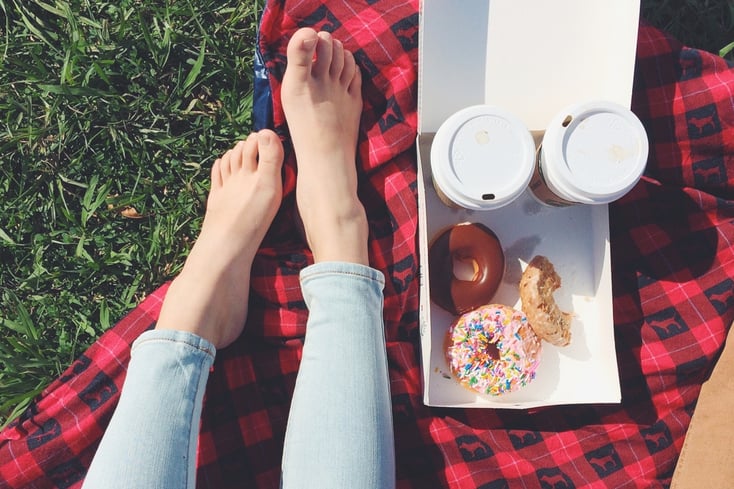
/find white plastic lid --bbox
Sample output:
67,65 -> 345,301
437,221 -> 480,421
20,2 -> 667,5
541,101 -> 649,204
431,105 -> 536,210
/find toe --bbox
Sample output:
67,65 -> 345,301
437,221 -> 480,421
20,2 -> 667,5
256,130 -> 284,177
344,51 -> 362,94
286,27 -> 319,81
219,149 -> 233,180
240,134 -> 259,172
229,140 -> 249,171
329,39 -> 345,79
312,31 -> 334,77
340,49 -> 356,84
210,159 -> 224,189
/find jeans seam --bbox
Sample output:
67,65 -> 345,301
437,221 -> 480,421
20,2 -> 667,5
301,270 -> 385,285
185,352 -> 210,488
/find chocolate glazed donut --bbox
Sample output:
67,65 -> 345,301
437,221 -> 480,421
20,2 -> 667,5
428,223 -> 505,315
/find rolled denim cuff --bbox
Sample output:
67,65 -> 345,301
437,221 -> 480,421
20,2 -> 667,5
132,329 -> 217,362
300,261 -> 385,289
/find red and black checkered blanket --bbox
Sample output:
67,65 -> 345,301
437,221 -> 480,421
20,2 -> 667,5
2,1 -> 734,487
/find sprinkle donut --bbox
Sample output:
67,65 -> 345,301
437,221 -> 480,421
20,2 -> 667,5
446,304 -> 542,396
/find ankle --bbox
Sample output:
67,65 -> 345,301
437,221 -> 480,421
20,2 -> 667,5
307,206 -> 369,265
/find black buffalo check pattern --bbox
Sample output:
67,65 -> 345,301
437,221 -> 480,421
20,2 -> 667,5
2,0 -> 734,487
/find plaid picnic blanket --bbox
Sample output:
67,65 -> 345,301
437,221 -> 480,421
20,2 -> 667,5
2,0 -> 734,487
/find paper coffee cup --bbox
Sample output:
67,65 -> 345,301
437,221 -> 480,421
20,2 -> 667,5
530,101 -> 649,206
430,105 -> 536,211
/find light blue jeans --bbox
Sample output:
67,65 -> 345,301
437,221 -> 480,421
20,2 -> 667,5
82,262 -> 395,489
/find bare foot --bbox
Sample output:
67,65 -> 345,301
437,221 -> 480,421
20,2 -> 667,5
281,28 -> 369,266
156,130 -> 284,349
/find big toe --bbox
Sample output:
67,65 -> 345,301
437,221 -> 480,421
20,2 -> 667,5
256,130 -> 284,177
286,28 -> 319,80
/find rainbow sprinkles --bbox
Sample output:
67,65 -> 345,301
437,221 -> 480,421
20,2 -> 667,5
446,304 -> 542,396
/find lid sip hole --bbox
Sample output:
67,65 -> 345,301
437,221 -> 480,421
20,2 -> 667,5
481,193 -> 495,201
562,115 -> 573,127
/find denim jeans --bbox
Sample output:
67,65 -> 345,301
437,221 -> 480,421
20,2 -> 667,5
82,262 -> 395,489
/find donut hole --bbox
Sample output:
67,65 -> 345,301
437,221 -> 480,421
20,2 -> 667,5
474,334 -> 501,362
484,341 -> 500,361
452,255 -> 479,282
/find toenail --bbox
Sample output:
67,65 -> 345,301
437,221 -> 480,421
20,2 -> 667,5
259,132 -> 272,145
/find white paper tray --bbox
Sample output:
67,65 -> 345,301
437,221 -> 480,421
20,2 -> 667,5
417,0 -> 639,407
417,135 -> 621,408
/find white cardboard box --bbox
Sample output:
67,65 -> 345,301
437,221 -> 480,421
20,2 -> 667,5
417,0 -> 641,408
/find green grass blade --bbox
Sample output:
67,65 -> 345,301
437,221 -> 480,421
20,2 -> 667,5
0,228 -> 15,245
12,0 -> 59,49
183,39 -> 207,93
37,84 -> 117,97
720,41 -> 734,58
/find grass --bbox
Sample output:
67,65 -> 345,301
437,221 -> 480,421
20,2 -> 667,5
0,0 -> 732,429
0,0 -> 262,428
641,0 -> 734,60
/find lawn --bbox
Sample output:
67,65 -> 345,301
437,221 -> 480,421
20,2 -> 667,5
0,0 -> 732,428
0,0 -> 262,427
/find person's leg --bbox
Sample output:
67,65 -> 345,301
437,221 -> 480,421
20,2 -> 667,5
82,329 -> 215,489
280,28 -> 395,489
282,263 -> 394,489
83,131 -> 284,489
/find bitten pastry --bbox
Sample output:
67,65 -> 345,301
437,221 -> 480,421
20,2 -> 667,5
445,304 -> 542,396
519,255 -> 572,346
428,222 -> 504,315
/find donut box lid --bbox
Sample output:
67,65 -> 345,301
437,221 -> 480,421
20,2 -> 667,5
416,0 -> 635,407
417,0 -> 641,133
